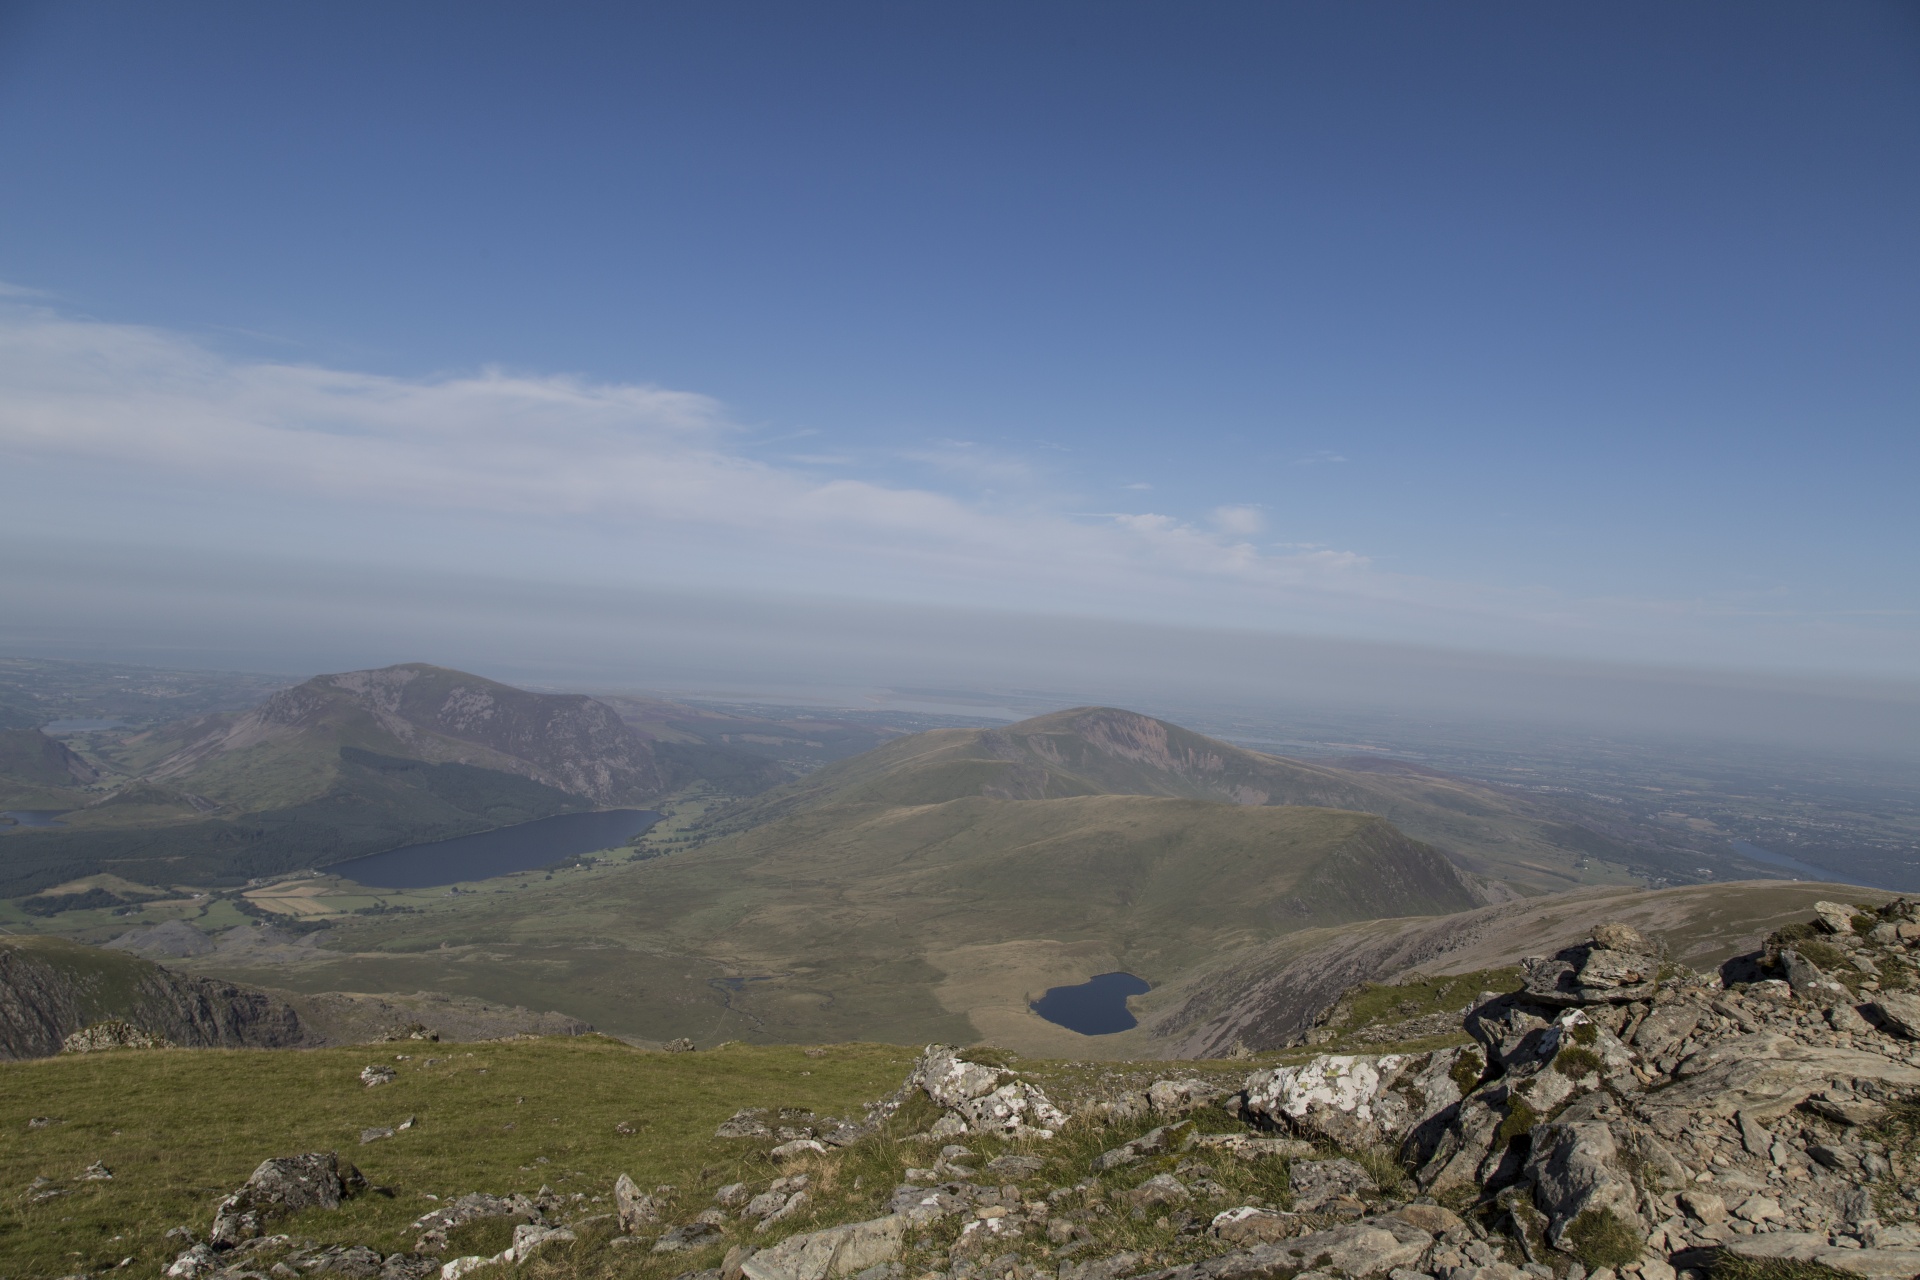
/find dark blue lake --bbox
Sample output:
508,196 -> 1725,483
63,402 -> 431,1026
1030,971 -> 1151,1035
328,809 -> 661,889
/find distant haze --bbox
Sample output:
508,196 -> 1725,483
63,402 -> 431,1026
2,542 -> 1913,762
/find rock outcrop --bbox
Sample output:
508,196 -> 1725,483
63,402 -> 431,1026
0,935 -> 306,1060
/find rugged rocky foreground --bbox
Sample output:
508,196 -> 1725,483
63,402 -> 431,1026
145,896 -> 1920,1280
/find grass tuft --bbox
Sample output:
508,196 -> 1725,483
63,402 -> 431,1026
1561,1207 -> 1642,1270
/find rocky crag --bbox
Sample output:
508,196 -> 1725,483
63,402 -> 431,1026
148,895 -> 1920,1280
0,935 -> 305,1060
0,934 -> 591,1061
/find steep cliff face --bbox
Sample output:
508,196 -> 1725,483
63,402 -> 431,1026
0,936 -> 306,1060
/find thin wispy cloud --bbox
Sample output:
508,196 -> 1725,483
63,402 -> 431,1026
0,302 -> 1368,607
1,299 -> 1912,673
1294,449 -> 1348,465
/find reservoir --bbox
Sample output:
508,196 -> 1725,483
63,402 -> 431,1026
2,810 -> 70,828
1728,839 -> 1854,885
1030,971 -> 1151,1035
328,809 -> 661,889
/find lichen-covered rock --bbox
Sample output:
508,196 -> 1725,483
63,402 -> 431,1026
905,1045 -> 1065,1137
1868,992 -> 1920,1040
1812,901 -> 1861,934
60,1019 -> 172,1052
209,1151 -> 365,1246
717,1109 -> 774,1138
1150,1217 -> 1434,1280
909,1046 -> 1006,1108
1210,1207 -> 1299,1245
1288,1158 -> 1376,1213
738,1214 -> 905,1280
953,1080 -> 1067,1137
1779,949 -> 1851,1003
616,1172 -> 666,1230
1523,1119 -> 1645,1246
1241,1048 -> 1466,1149
1149,1078 -> 1226,1114
1520,925 -> 1660,1005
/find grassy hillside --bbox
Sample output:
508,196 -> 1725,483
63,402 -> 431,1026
693,707 -> 1658,893
166,794 -> 1479,1055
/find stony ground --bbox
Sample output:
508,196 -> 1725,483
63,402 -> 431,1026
17,897 -> 1920,1280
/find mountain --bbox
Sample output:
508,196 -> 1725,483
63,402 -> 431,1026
696,706 -> 1638,892
0,727 -> 101,807
132,663 -> 672,809
0,664 -> 788,897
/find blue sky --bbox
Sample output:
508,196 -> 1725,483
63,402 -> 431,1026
1,2 -> 1916,682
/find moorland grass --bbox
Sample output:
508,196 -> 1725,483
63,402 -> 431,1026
1,1039 -> 1332,1280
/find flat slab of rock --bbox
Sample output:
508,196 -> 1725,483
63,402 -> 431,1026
1211,1207 -> 1299,1245
1186,1133 -> 1314,1161
1638,1033 -> 1920,1129
739,1214 -> 906,1280
1150,1217 -> 1433,1280
1724,1231 -> 1920,1278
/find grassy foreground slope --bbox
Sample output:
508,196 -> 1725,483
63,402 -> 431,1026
0,1035 -> 1354,1280
0,1038 -> 917,1276
188,797 -> 1479,1055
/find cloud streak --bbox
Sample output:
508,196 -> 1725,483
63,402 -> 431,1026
0,299 -> 1912,675
0,302 -> 1366,600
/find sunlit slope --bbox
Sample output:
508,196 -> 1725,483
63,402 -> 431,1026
121,663 -> 670,812
198,795 -> 1480,1051
698,706 -> 1626,892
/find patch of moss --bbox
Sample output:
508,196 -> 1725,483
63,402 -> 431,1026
1793,939 -> 1848,972
1852,914 -> 1881,935
1449,1048 -> 1486,1097
1768,922 -> 1821,949
1553,1046 -> 1604,1078
1494,1095 -> 1538,1147
1562,1207 -> 1643,1270
1568,1022 -> 1599,1046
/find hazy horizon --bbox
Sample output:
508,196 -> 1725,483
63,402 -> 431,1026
3,3 -> 1916,712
